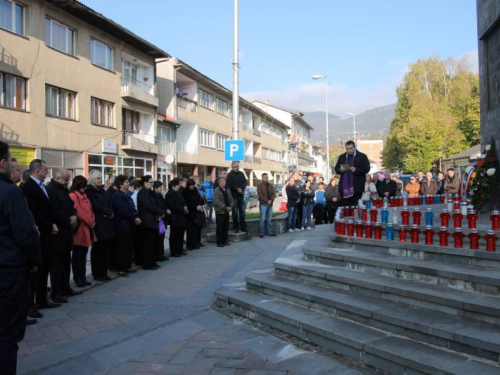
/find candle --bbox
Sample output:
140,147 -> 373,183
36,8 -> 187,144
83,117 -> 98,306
398,225 -> 407,243
374,222 -> 383,240
453,209 -> 463,229
424,226 -> 434,245
424,208 -> 434,227
468,229 -> 480,250
453,228 -> 464,248
491,210 -> 500,231
411,224 -> 420,244
412,208 -> 422,226
485,230 -> 498,252
440,209 -> 450,228
386,223 -> 395,241
467,209 -> 478,230
438,227 -> 449,247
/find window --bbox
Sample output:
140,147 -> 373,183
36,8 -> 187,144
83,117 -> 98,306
216,98 -> 230,117
122,108 -> 139,133
91,97 -> 113,127
122,60 -> 137,83
200,129 -> 214,148
90,38 -> 113,71
198,89 -> 214,110
45,18 -> 75,55
217,134 -> 228,151
0,1 -> 24,36
45,85 -> 76,119
0,72 -> 25,109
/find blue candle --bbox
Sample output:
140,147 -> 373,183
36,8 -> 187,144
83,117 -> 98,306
386,223 -> 395,241
425,208 -> 434,227
381,208 -> 389,224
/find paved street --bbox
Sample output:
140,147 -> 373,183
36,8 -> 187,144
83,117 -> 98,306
18,226 -> 368,375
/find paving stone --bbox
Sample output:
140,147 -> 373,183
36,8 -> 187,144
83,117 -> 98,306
215,358 -> 267,370
202,349 -> 246,359
132,353 -> 173,364
107,362 -> 142,375
136,362 -> 187,374
210,368 -> 237,375
170,347 -> 203,365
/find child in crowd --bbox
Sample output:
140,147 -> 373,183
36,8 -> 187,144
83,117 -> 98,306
313,182 -> 326,225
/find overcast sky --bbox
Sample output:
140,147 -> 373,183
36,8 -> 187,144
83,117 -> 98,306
82,0 -> 478,115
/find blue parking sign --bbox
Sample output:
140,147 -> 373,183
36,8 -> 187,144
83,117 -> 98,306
224,140 -> 245,161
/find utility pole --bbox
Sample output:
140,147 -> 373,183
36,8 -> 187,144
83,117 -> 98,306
232,0 -> 239,141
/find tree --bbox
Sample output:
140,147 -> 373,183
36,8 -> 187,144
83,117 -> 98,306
383,55 -> 480,172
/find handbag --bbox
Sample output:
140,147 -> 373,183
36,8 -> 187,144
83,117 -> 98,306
158,219 -> 166,235
194,210 -> 208,228
279,201 -> 288,212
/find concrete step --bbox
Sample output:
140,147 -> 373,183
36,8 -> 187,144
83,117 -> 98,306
303,247 -> 500,295
246,271 -> 500,362
215,285 -> 500,375
330,236 -> 500,270
206,230 -> 250,243
273,256 -> 500,326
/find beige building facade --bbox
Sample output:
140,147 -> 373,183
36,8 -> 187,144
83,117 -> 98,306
0,0 -> 168,185
156,58 -> 289,186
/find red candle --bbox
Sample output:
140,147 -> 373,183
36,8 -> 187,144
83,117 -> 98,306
338,219 -> 346,235
410,225 -> 420,244
453,228 -> 464,248
355,221 -> 364,237
424,226 -> 434,245
453,210 -> 463,229
347,220 -> 355,236
491,211 -> 500,231
468,229 -> 480,250
412,208 -> 422,226
401,208 -> 411,226
467,210 -> 478,230
440,209 -> 450,228
438,227 -> 449,247
486,230 -> 498,252
365,223 -> 373,239
374,222 -> 383,240
417,196 -> 423,205
398,225 -> 407,242
361,209 -> 368,222
370,209 -> 378,223
426,195 -> 432,205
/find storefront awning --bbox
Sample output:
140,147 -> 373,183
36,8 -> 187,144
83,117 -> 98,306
253,170 -> 274,181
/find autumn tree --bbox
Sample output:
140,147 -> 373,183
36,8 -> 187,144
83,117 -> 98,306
383,55 -> 480,172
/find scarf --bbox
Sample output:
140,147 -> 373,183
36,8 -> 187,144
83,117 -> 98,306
342,152 -> 355,198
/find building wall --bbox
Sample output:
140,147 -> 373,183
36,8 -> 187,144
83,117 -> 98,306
477,0 -> 500,153
357,140 -> 384,172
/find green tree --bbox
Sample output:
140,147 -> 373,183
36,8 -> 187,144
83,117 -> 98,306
383,55 -> 480,173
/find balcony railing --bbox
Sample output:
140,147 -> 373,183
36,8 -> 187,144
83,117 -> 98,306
157,141 -> 176,156
244,155 -> 253,163
176,142 -> 198,155
253,128 -> 261,137
122,77 -> 156,96
298,151 -> 315,162
253,157 -> 261,164
122,129 -> 137,146
243,125 -> 253,134
176,95 -> 197,113
282,162 -> 288,169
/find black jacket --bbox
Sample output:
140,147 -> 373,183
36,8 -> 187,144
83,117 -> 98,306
377,179 -> 397,198
0,173 -> 40,269
286,185 -> 300,208
165,189 -> 186,227
86,184 -> 114,242
300,188 -> 315,205
47,180 -> 77,254
21,177 -> 55,236
334,150 -> 371,197
325,185 -> 341,208
138,188 -> 165,230
112,190 -> 138,232
226,170 -> 247,198
183,187 -> 204,220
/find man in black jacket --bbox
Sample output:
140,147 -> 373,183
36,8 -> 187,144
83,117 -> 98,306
334,141 -> 371,207
226,161 -> 247,233
0,142 -> 40,375
377,172 -> 397,198
46,169 -> 80,303
21,159 -> 61,315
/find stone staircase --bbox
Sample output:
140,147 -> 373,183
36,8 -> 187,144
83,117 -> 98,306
214,225 -> 500,374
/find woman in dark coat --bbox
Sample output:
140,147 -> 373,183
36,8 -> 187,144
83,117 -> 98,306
325,176 -> 341,224
112,175 -> 141,277
86,169 -> 114,281
165,178 -> 187,257
183,179 -> 204,250
153,181 -> 168,262
137,175 -> 165,270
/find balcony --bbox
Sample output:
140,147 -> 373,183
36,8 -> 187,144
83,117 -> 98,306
157,141 -> 176,156
244,155 -> 254,163
298,151 -> 315,162
253,128 -> 261,137
122,130 -> 158,154
176,142 -> 198,155
176,94 -> 197,113
282,162 -> 288,169
254,157 -> 261,164
121,78 -> 158,107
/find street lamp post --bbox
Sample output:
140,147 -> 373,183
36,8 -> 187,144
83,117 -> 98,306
346,112 -> 356,144
312,75 -> 330,180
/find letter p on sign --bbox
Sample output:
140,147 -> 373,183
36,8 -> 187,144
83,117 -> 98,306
224,140 -> 245,161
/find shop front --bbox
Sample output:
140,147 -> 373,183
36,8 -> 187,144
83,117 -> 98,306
88,153 -> 154,187
10,146 -> 35,170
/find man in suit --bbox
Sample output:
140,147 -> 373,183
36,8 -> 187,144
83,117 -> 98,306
420,171 -> 439,196
0,142 -> 40,375
334,141 -> 371,207
21,159 -> 61,317
377,172 -> 397,198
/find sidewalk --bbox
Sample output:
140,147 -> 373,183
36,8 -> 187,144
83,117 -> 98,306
19,226 -> 370,375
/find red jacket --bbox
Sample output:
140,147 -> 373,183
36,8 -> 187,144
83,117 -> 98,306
70,191 -> 96,247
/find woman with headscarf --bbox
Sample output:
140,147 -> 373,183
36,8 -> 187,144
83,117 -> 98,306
69,176 -> 96,287
153,181 -> 168,262
165,178 -> 187,257
183,178 -> 204,250
86,170 -> 114,281
137,175 -> 165,270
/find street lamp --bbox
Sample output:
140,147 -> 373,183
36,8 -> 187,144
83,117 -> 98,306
312,75 -> 330,180
346,112 -> 356,144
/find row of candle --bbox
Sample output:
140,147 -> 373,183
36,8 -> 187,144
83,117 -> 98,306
340,207 -> 500,231
366,193 -> 464,209
334,220 -> 498,251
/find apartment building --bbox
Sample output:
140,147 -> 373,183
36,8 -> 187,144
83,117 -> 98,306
0,0 -> 169,185
357,139 -> 384,174
252,102 -> 323,176
156,58 -> 289,186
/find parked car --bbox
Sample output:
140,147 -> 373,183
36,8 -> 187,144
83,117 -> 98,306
274,184 -> 283,197
244,186 -> 258,209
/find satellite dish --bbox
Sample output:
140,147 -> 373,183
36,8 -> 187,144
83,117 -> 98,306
165,154 -> 175,164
